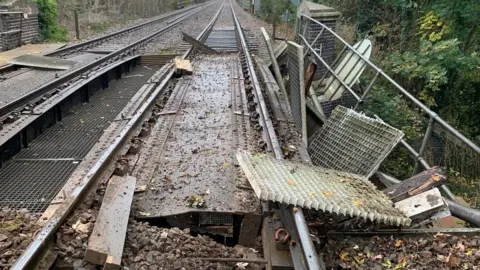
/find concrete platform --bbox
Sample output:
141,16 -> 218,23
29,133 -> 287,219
0,43 -> 66,66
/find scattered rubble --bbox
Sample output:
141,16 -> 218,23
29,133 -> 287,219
122,220 -> 263,269
324,233 -> 480,269
0,207 -> 40,269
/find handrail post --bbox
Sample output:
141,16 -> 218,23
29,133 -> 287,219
413,116 -> 435,175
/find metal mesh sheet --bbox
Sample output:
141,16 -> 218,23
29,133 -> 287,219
287,41 -> 307,141
0,160 -> 78,213
199,212 -> 233,225
236,151 -> 410,226
308,106 -> 404,178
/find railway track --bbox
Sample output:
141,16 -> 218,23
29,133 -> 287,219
0,1 -> 219,120
0,4 -> 202,76
0,0 -> 318,269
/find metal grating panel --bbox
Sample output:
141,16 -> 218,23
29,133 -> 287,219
199,212 -> 233,225
0,66 -> 156,213
287,41 -> 307,143
0,160 -> 78,213
236,151 -> 410,226
16,129 -> 103,159
308,106 -> 404,178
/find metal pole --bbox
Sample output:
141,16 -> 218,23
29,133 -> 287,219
413,116 -> 435,175
353,71 -> 379,110
303,27 -> 324,58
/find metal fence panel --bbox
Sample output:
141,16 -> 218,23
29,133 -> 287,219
287,41 -> 307,143
236,150 -> 411,226
308,106 -> 404,178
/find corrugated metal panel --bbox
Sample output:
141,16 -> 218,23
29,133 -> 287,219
236,150 -> 411,226
308,106 -> 404,178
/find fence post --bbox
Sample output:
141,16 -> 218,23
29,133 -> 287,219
74,9 -> 80,40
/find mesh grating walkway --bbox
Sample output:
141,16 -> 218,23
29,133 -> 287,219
0,65 -> 156,213
236,151 -> 411,226
308,106 -> 404,178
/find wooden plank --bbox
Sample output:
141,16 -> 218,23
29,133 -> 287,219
238,213 -> 262,247
104,255 -> 121,270
173,57 -> 193,75
383,167 -> 446,202
84,176 -> 136,266
182,32 -> 219,54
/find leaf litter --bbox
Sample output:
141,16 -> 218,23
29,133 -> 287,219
324,233 -> 480,269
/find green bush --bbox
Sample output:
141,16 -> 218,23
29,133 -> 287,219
35,0 -> 68,42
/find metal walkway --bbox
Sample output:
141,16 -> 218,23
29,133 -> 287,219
0,65 -> 156,213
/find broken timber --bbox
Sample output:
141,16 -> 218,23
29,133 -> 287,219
173,57 -> 193,76
394,188 -> 450,227
383,167 -> 446,203
84,175 -> 136,268
182,32 -> 219,54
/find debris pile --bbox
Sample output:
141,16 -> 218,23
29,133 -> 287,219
0,207 -> 40,269
56,209 -> 97,269
122,220 -> 263,269
324,233 -> 480,269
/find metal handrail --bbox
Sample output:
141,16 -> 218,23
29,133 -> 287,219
297,13 -> 480,202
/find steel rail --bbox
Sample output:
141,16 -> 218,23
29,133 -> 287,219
0,4 -> 204,74
230,2 -> 281,157
0,1 -> 217,119
230,3 -> 323,269
10,2 -> 226,269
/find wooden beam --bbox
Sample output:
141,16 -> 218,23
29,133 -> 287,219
84,176 -> 136,267
383,167 -> 446,203
173,57 -> 193,76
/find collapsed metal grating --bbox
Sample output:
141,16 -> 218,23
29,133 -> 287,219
0,160 -> 78,213
308,106 -> 404,178
236,151 -> 411,226
287,41 -> 307,141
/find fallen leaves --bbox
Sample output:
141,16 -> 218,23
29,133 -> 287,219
339,251 -> 350,262
324,233 -> 480,269
353,199 -> 364,207
395,240 -> 404,247
381,259 -> 392,268
322,190 -> 334,197
432,175 -> 441,182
